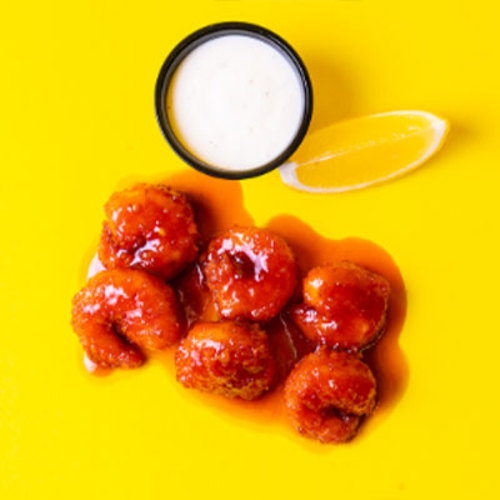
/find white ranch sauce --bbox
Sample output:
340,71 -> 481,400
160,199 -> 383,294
168,35 -> 305,171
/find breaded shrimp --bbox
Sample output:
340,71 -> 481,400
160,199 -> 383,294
175,321 -> 276,400
201,227 -> 297,321
284,348 -> 376,443
98,184 -> 199,279
71,269 -> 183,368
291,262 -> 390,351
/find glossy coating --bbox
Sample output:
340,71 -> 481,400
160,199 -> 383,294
175,321 -> 276,400
201,227 -> 297,321
266,312 -> 314,382
292,261 -> 390,351
98,183 -> 199,279
174,263 -> 219,328
284,348 -> 376,443
71,269 -> 184,368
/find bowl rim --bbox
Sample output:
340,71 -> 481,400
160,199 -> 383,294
154,21 -> 313,180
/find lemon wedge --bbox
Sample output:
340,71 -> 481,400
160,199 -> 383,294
279,111 -> 448,193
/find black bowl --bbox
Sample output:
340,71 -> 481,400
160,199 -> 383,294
155,21 -> 313,180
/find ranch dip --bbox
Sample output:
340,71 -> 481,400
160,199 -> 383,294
167,34 -> 306,171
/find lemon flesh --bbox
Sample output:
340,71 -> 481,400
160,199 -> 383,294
279,111 -> 448,193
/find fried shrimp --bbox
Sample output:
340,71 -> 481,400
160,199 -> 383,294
201,227 -> 297,321
284,348 -> 376,443
71,269 -> 184,368
98,184 -> 199,279
175,321 -> 276,400
291,261 -> 390,351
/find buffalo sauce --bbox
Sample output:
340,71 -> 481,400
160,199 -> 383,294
266,215 -> 408,414
163,170 -> 407,428
84,170 -> 407,435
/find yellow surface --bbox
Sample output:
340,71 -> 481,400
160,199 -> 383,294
1,1 -> 499,498
282,111 -> 448,192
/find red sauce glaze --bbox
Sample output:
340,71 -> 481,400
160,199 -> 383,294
98,184 -> 199,279
173,264 -> 313,382
265,312 -> 315,382
284,349 -> 376,443
173,263 -> 219,329
201,227 -> 298,321
175,321 -> 276,400
165,174 -> 407,423
81,171 -> 407,444
72,269 -> 184,368
267,215 -> 408,415
290,262 -> 390,351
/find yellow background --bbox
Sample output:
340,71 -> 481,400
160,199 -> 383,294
1,0 -> 499,498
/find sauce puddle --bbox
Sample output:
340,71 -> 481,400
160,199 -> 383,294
82,169 -> 408,443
